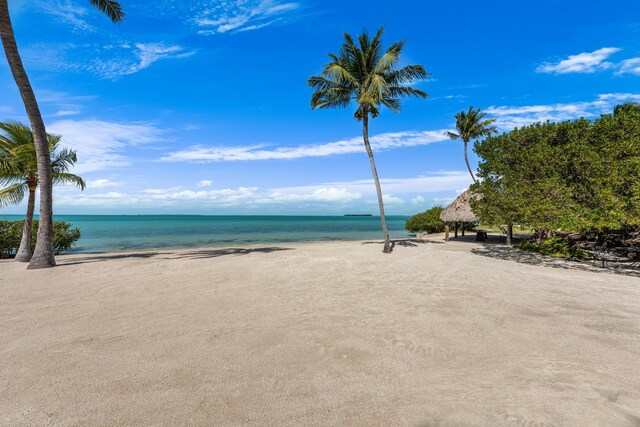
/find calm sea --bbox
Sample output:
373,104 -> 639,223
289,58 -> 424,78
0,215 -> 411,253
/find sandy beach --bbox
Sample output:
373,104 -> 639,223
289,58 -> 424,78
1,237 -> 639,426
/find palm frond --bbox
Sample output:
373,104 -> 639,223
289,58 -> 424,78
374,40 -> 405,74
451,106 -> 498,142
446,131 -> 461,140
388,86 -> 428,99
0,121 -> 84,195
0,182 -> 26,208
88,0 -> 124,23
52,172 -> 86,190
309,26 -> 428,120
386,65 -> 429,86
51,147 -> 78,173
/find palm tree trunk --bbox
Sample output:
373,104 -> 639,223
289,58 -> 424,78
463,140 -> 477,184
15,187 -> 35,262
362,114 -> 391,253
0,0 -> 56,269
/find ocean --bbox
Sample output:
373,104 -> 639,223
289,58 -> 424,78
0,215 -> 412,253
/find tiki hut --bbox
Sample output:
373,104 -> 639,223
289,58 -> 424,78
440,190 -> 481,241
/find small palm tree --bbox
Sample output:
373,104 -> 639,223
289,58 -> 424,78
0,0 -> 122,269
446,106 -> 497,183
0,122 -> 85,262
308,26 -> 428,253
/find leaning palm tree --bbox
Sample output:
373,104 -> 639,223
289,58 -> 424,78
0,122 -> 85,262
0,0 -> 122,269
308,26 -> 428,253
446,106 -> 497,184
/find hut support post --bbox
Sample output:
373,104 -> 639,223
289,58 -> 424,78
461,222 -> 465,237
454,222 -> 459,239
445,224 -> 450,242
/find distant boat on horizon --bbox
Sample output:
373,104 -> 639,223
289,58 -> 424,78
344,214 -> 373,217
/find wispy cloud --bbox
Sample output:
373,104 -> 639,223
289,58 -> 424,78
48,119 -> 165,173
487,93 -> 640,130
536,47 -> 621,74
161,129 -> 450,162
197,180 -> 213,187
39,0 -> 94,31
195,0 -> 300,34
616,58 -> 640,75
24,42 -> 195,79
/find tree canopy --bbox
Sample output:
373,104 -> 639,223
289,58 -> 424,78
471,103 -> 640,233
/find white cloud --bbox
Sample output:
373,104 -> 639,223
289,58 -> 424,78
273,172 -> 473,196
378,195 -> 405,205
616,58 -> 640,75
263,187 -> 362,203
536,47 -> 620,74
195,0 -> 300,34
433,197 -> 455,204
487,93 -> 640,130
90,192 -> 127,199
411,196 -> 425,205
52,109 -> 81,117
40,0 -> 94,31
128,43 -> 195,75
52,172 -> 471,211
197,180 -> 213,187
87,179 -> 121,189
48,119 -> 165,173
161,129 -> 450,162
23,42 -> 195,79
148,187 -> 257,203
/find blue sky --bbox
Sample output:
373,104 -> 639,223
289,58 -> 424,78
1,0 -> 639,215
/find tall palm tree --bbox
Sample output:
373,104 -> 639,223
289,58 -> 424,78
446,106 -> 497,184
0,0 -> 122,269
308,26 -> 428,253
0,122 -> 85,262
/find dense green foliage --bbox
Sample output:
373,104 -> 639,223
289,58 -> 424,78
0,220 -> 80,258
516,237 -> 589,259
471,103 -> 640,234
405,206 -> 445,233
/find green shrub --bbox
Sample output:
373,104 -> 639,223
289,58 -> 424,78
405,206 -> 446,234
517,236 -> 588,259
0,220 -> 81,258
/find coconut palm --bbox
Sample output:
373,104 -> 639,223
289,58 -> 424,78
0,0 -> 122,269
308,26 -> 428,253
0,122 -> 85,262
446,106 -> 497,184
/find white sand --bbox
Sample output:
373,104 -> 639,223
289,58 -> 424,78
1,237 -> 639,426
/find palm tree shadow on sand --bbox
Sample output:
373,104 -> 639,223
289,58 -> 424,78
362,238 -> 446,250
57,247 -> 294,266
472,245 -> 640,278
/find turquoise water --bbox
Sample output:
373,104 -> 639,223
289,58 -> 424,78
0,215 -> 411,253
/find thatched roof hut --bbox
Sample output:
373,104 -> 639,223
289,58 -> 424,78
440,190 -> 480,223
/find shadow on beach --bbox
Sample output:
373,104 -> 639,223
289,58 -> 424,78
472,245 -> 640,278
362,238 -> 445,249
58,246 -> 294,266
